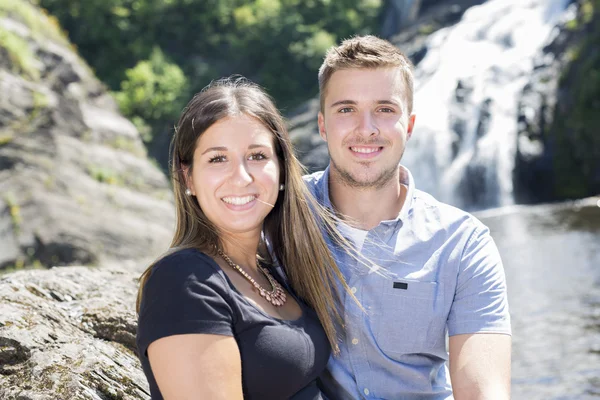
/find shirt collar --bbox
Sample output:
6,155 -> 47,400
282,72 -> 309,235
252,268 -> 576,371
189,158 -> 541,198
319,164 -> 415,224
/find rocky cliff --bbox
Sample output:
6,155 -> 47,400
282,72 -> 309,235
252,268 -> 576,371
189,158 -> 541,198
0,1 -> 174,397
0,0 -> 175,271
515,0 -> 600,203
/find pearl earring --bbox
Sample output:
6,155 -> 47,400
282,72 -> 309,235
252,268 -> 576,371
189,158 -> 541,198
279,184 -> 285,191
185,188 -> 192,196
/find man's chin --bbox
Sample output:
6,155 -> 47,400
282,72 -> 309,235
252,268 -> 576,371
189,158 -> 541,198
330,159 -> 400,189
338,170 -> 389,189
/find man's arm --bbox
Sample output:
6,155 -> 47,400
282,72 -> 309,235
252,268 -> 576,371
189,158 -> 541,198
449,333 -> 511,400
447,221 -> 512,399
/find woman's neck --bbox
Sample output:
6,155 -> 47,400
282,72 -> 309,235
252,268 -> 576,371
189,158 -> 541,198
220,231 -> 262,270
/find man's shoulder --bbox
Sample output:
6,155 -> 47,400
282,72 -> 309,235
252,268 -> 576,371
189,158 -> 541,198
302,170 -> 326,197
302,170 -> 326,185
411,189 -> 486,232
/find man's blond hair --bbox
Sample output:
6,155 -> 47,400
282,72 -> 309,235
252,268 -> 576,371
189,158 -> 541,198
318,35 -> 414,114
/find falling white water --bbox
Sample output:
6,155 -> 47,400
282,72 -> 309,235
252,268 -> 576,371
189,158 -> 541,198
403,0 -> 572,210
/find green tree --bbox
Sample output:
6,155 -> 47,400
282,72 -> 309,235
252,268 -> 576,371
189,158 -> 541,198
114,47 -> 187,141
36,0 -> 383,166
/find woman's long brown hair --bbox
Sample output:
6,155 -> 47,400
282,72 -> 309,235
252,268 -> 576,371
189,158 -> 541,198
136,77 -> 360,353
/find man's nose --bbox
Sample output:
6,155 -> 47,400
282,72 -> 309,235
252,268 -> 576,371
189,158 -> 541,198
356,111 -> 379,137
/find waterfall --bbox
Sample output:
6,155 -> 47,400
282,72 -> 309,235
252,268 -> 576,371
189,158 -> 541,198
402,0 -> 572,210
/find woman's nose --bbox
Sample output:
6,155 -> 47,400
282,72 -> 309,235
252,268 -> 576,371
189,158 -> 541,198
231,159 -> 253,186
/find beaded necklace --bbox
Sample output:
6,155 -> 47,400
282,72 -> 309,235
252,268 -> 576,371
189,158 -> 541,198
218,250 -> 287,307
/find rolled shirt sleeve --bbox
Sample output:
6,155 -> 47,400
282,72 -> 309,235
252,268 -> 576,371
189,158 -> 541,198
447,222 -> 511,336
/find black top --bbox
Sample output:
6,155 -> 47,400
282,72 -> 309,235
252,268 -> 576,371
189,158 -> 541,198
136,248 -> 331,399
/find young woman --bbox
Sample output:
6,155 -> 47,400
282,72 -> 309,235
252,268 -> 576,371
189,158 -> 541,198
135,77 -> 357,399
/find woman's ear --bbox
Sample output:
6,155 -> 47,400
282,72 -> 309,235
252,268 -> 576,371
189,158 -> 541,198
181,165 -> 196,196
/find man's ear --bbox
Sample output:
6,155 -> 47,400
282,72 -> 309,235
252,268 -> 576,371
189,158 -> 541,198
318,112 -> 327,141
407,114 -> 416,139
182,165 -> 196,196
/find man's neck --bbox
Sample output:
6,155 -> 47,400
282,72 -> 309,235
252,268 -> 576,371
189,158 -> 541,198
328,168 -> 408,231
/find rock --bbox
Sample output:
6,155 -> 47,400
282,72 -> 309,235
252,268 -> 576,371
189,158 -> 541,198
0,4 -> 174,393
0,1 -> 175,271
515,0 -> 600,203
0,264 -> 151,399
380,0 -> 423,38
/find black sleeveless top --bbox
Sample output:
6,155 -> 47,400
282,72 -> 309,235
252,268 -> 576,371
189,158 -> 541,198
136,248 -> 331,399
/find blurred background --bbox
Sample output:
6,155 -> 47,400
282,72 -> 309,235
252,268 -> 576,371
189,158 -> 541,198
0,0 -> 599,398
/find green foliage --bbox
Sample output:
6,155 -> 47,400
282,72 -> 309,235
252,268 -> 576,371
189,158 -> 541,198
36,0 -> 383,160
3,193 -> 22,234
552,0 -> 600,199
0,0 -> 68,45
113,47 -> 187,142
0,133 -> 14,146
87,165 -> 124,186
107,136 -> 145,156
582,0 -> 595,23
0,26 -> 39,80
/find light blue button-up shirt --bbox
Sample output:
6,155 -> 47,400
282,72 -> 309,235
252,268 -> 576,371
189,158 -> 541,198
304,166 -> 511,400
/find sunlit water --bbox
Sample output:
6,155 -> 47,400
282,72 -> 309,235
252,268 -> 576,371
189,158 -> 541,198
404,0 -> 572,209
476,198 -> 600,399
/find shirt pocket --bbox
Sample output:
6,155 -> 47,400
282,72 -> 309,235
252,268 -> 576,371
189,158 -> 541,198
371,278 -> 439,355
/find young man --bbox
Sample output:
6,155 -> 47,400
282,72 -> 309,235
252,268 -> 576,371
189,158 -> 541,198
304,35 -> 512,399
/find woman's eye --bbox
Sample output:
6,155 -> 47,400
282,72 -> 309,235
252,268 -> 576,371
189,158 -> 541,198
208,155 -> 226,163
249,152 -> 267,161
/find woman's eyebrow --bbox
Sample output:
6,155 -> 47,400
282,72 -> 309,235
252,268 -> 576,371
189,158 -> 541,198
201,146 -> 227,155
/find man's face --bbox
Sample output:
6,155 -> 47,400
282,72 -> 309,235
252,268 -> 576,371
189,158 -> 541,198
318,67 -> 416,189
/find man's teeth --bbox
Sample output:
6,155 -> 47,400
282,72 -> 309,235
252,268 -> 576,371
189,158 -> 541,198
222,196 -> 256,205
351,147 -> 380,154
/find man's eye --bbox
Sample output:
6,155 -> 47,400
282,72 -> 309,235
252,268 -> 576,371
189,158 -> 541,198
378,107 -> 395,113
339,107 -> 353,113
208,155 -> 226,163
249,152 -> 267,161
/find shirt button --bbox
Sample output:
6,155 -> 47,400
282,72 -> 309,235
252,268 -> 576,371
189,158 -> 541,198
364,388 -> 370,395
352,338 -> 359,345
351,287 -> 357,294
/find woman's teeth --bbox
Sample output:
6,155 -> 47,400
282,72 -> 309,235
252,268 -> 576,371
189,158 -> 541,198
222,196 -> 256,205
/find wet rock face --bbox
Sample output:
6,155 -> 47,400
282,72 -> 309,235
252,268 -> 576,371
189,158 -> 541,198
0,265 -> 150,399
515,0 -> 600,203
0,1 -> 175,271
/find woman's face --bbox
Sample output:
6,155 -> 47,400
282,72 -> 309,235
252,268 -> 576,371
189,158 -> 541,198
188,114 -> 281,239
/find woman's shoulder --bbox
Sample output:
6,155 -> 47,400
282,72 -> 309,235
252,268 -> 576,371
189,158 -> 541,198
147,247 -> 225,287
155,247 -> 213,266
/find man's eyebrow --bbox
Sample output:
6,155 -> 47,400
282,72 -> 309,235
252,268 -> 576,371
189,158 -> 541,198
329,99 -> 402,108
376,100 -> 401,106
329,100 -> 357,108
201,146 -> 227,155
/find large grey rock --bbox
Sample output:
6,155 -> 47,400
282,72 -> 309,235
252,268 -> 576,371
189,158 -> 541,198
0,2 -> 175,271
515,0 -> 600,203
380,0 -> 423,38
0,264 -> 150,399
